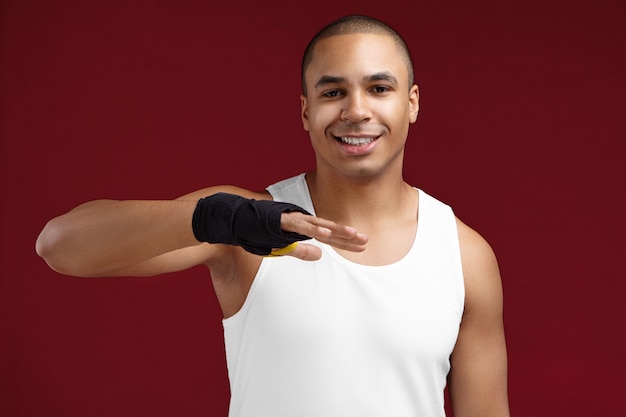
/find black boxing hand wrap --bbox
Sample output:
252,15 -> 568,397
191,192 -> 312,255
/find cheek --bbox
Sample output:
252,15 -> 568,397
307,107 -> 335,132
384,102 -> 412,129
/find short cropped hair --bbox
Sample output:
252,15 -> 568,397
301,15 -> 415,95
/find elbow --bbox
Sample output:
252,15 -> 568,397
35,219 -> 84,276
35,200 -> 119,277
36,220 -> 58,260
35,220 -> 66,273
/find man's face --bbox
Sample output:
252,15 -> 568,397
301,33 -> 419,180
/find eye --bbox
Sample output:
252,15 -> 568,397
322,89 -> 342,98
371,85 -> 391,94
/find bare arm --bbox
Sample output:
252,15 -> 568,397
35,187 -> 225,277
448,218 -> 510,417
35,186 -> 368,278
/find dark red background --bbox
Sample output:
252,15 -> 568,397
1,1 -> 624,416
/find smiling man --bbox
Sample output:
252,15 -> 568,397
36,15 -> 510,417
302,35 -> 418,181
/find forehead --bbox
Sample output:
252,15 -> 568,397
305,33 -> 409,87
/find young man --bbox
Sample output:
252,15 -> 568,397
36,15 -> 510,417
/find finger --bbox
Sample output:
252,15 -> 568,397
280,212 -> 328,238
304,217 -> 368,250
282,212 -> 358,239
281,213 -> 368,252
322,234 -> 368,252
303,216 -> 364,240
285,242 -> 322,261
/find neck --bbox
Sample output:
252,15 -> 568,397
305,169 -> 415,225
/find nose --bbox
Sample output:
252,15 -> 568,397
340,92 -> 371,123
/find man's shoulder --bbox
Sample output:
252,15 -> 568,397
455,218 -> 497,268
175,174 -> 307,203
175,185 -> 271,202
455,217 -> 502,310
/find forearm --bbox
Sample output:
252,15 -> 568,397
36,190 -> 368,276
36,199 -> 199,277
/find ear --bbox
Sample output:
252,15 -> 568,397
408,84 -> 419,123
300,94 -> 310,131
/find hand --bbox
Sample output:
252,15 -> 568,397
278,211 -> 368,261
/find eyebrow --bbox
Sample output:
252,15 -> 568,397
315,75 -> 347,88
314,71 -> 399,89
366,72 -> 398,86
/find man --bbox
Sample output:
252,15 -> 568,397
36,15 -> 510,417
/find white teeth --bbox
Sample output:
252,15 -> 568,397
340,137 -> 375,146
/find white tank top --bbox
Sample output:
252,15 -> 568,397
223,174 -> 465,417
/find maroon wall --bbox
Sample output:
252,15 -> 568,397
1,1 -> 624,416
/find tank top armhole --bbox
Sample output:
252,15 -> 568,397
224,174 -> 312,327
449,208 -> 466,316
222,258 -> 270,327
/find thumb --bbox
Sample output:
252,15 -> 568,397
286,242 -> 322,261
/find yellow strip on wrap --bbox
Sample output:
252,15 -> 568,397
265,242 -> 299,257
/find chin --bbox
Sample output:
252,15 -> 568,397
338,164 -> 387,180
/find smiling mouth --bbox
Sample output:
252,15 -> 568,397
334,136 -> 379,146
